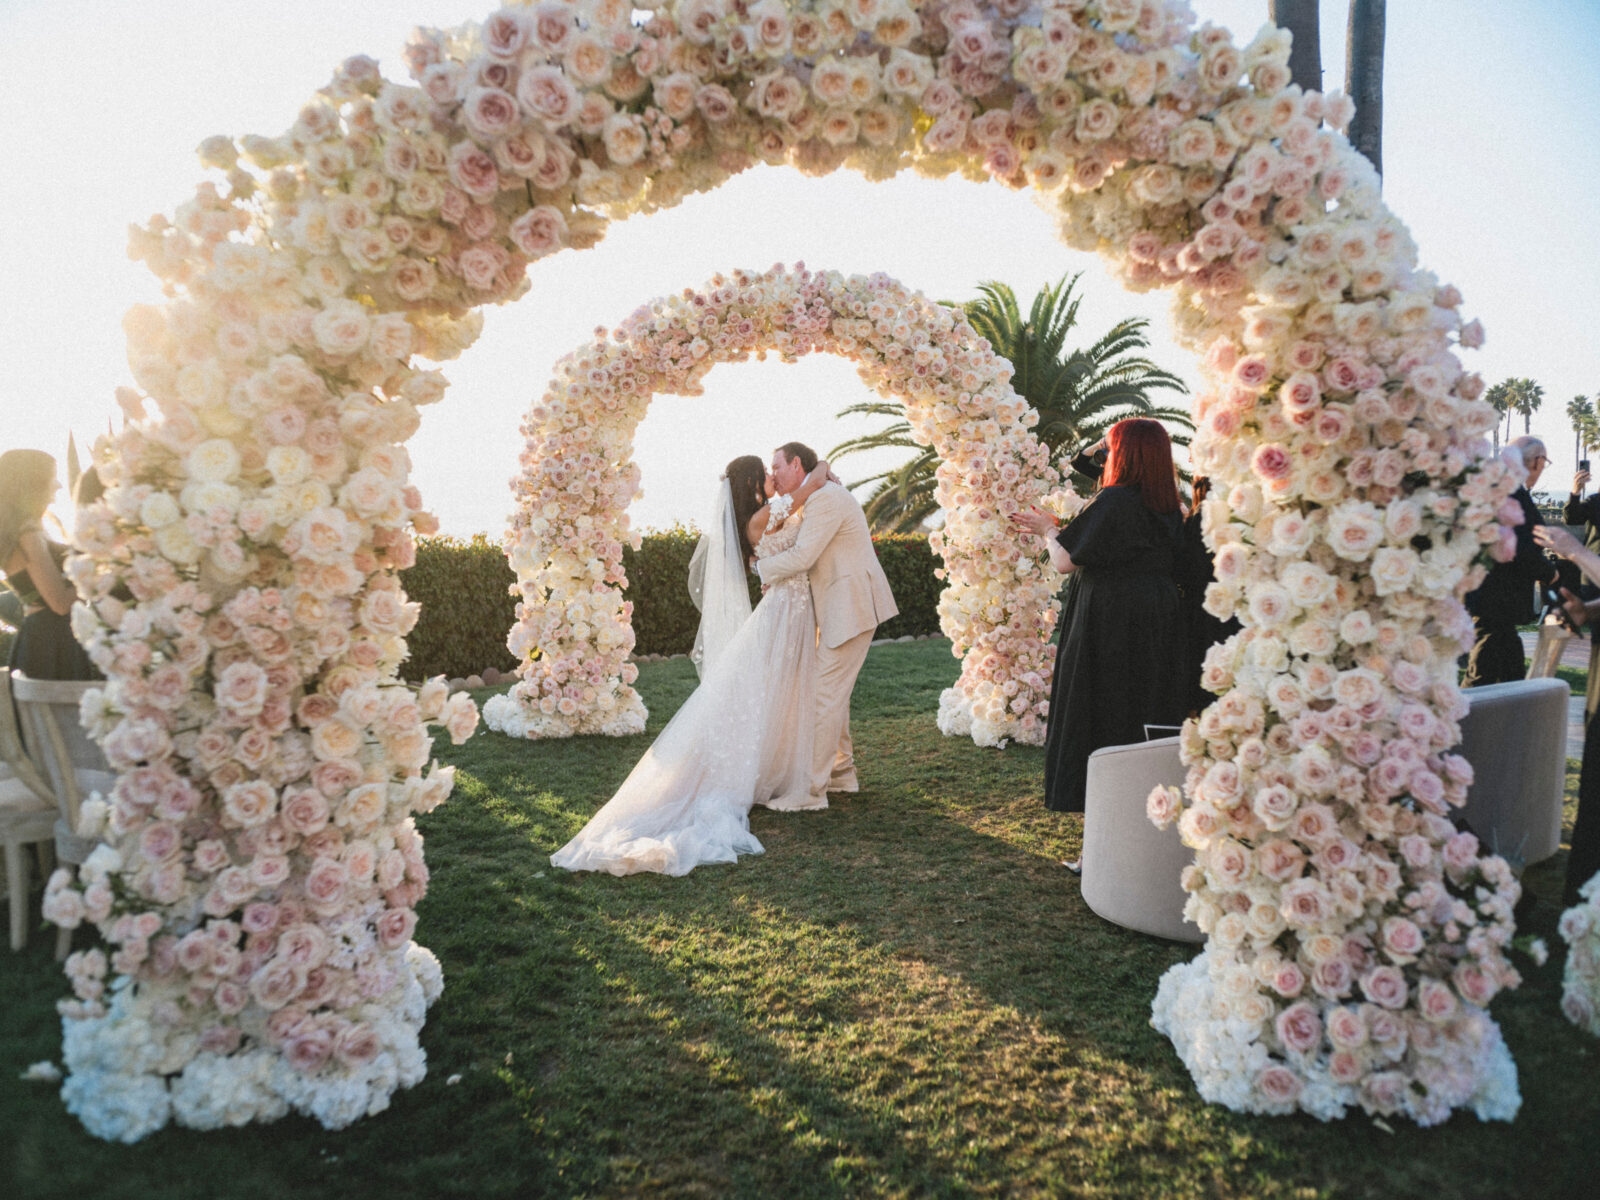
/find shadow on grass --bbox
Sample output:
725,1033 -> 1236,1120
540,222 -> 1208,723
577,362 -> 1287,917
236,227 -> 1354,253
3,642 -> 1594,1199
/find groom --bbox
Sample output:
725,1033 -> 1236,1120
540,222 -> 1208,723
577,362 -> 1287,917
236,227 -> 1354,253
757,442 -> 898,806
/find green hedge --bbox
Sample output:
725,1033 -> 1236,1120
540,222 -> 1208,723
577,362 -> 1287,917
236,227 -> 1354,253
399,534 -> 520,682
399,528 -> 945,679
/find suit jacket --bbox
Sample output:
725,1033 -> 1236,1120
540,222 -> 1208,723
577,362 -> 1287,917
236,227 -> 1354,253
1466,486 -> 1555,626
755,481 -> 898,649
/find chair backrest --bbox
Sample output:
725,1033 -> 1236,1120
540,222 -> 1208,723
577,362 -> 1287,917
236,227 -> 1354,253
9,673 -> 115,857
1081,736 -> 1202,944
0,670 -> 55,804
1457,677 -> 1570,865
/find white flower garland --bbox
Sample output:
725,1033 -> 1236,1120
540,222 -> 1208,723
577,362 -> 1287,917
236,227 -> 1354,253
484,264 -> 1064,745
50,0 -> 1526,1137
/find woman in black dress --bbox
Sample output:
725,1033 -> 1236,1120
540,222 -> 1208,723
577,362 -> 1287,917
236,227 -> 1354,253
1011,418 -> 1184,815
1532,524 -> 1600,907
1,448 -> 96,681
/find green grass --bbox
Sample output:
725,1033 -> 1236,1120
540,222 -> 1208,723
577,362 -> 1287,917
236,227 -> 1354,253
2,640 -> 1595,1199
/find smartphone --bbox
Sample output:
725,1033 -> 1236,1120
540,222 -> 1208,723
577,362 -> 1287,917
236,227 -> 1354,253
1582,459 -> 1591,472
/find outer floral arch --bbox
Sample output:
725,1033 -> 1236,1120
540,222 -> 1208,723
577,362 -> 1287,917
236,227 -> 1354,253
483,262 -> 1065,745
47,0 -> 1530,1140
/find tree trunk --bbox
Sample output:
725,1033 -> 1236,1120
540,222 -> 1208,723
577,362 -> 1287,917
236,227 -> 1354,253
1269,0 -> 1322,93
1346,0 -> 1386,178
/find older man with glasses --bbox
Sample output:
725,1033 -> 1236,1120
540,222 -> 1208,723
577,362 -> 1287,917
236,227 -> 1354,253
1462,435 -> 1560,686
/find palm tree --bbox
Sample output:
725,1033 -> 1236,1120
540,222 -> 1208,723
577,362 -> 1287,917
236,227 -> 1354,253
1269,0 -> 1322,92
829,276 -> 1191,532
1345,0 -> 1387,178
1485,377 -> 1545,448
1568,394 -> 1594,464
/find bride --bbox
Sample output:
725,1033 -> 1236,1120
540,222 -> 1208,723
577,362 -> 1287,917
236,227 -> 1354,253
550,453 -> 835,876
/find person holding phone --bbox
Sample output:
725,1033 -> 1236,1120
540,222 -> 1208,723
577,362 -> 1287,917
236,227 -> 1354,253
1531,523 -> 1600,909
1462,436 -> 1559,687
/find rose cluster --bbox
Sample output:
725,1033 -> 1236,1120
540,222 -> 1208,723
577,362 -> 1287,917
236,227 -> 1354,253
69,0 -> 1534,1136
487,262 -> 1064,744
1559,872 -> 1600,1036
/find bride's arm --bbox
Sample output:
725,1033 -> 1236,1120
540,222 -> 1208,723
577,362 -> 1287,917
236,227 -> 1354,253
790,460 -> 832,509
747,460 -> 833,550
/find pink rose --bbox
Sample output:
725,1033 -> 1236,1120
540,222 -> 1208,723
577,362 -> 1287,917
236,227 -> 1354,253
1269,962 -> 1306,998
375,906 -> 418,950
222,779 -> 278,828
447,141 -> 499,198
1257,1064 -> 1302,1106
286,1026 -> 334,1074
1251,443 -> 1292,483
1275,1000 -> 1322,1054
248,958 -> 304,1010
508,206 -> 567,259
334,1022 -> 383,1067
1380,916 -> 1425,964
304,858 -> 349,911
1453,961 -> 1498,1007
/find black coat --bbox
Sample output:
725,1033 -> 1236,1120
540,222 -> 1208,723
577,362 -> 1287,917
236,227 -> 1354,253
1464,487 -> 1554,626
1042,486 -> 1183,813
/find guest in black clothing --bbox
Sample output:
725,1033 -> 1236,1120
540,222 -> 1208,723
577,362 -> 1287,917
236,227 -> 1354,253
1462,436 -> 1558,687
1176,476 -> 1241,718
0,448 -> 96,681
1010,418 -> 1184,815
1562,466 -> 1600,721
1533,523 -> 1600,907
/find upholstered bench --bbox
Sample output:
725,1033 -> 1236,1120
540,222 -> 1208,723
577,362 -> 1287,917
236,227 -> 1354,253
1457,676 -> 1570,865
1080,735 -> 1202,944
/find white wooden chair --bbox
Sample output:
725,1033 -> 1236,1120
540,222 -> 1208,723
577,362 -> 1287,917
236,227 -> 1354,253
1,670 -> 59,951
10,673 -> 115,958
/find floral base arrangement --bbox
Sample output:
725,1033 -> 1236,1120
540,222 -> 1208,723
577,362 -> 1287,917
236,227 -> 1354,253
1559,870 -> 1600,1035
55,940 -> 442,1143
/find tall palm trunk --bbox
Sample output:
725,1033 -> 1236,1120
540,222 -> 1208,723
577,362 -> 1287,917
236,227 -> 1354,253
1269,0 -> 1322,92
1346,0 -> 1386,178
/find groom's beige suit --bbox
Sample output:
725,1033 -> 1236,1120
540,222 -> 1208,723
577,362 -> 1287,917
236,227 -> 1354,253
756,481 -> 898,803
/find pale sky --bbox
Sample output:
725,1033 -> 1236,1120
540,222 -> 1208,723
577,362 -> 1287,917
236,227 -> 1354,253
3,1 -> 1597,540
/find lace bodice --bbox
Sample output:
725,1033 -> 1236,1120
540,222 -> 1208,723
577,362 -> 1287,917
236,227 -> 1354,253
756,517 -> 802,559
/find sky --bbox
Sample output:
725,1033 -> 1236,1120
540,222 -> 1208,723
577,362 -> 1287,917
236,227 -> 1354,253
3,1 -> 1598,540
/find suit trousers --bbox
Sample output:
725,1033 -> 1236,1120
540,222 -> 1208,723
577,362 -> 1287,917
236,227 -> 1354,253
811,627 -> 875,801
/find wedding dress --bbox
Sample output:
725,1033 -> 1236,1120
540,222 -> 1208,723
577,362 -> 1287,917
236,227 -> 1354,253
550,488 -> 818,877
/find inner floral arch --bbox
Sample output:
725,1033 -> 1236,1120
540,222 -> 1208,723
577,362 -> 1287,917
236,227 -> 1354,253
483,262 -> 1063,745
49,0 -> 1526,1142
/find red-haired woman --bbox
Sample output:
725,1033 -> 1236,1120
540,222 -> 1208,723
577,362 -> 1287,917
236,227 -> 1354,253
1011,418 -> 1185,817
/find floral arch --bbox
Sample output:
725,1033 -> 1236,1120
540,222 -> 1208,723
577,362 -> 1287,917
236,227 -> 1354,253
482,262 -> 1063,745
45,0 -> 1526,1142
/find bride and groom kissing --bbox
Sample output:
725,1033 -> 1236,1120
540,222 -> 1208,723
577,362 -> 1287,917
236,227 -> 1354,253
552,442 -> 899,876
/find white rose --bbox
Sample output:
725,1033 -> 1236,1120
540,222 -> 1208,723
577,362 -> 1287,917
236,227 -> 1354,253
155,522 -> 203,565
186,438 -> 242,482
266,445 -> 311,485
310,299 -> 370,357
139,492 -> 182,529
1369,546 -> 1419,596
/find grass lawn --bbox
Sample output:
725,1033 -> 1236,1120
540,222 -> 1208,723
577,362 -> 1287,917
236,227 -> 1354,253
3,639 -> 1595,1199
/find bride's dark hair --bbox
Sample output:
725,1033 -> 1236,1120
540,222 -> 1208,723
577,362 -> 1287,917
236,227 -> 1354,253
724,455 -> 767,565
